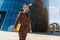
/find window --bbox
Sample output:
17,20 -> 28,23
0,11 -> 6,29
0,14 -> 1,18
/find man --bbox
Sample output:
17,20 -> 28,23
14,4 -> 32,40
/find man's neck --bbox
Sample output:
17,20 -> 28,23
23,11 -> 28,13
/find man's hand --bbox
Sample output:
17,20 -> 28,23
30,30 -> 32,33
13,28 -> 16,32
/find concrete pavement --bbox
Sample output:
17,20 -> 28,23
0,31 -> 60,40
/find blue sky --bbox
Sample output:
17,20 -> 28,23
49,0 -> 60,23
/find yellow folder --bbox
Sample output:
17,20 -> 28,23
15,23 -> 21,31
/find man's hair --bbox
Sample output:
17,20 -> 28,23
23,4 -> 29,9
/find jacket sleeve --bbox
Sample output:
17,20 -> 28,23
14,12 -> 21,29
29,16 -> 32,32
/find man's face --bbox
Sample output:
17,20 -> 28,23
23,6 -> 29,12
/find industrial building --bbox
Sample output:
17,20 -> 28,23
0,0 -> 48,32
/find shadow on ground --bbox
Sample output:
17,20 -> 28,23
31,32 -> 60,36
